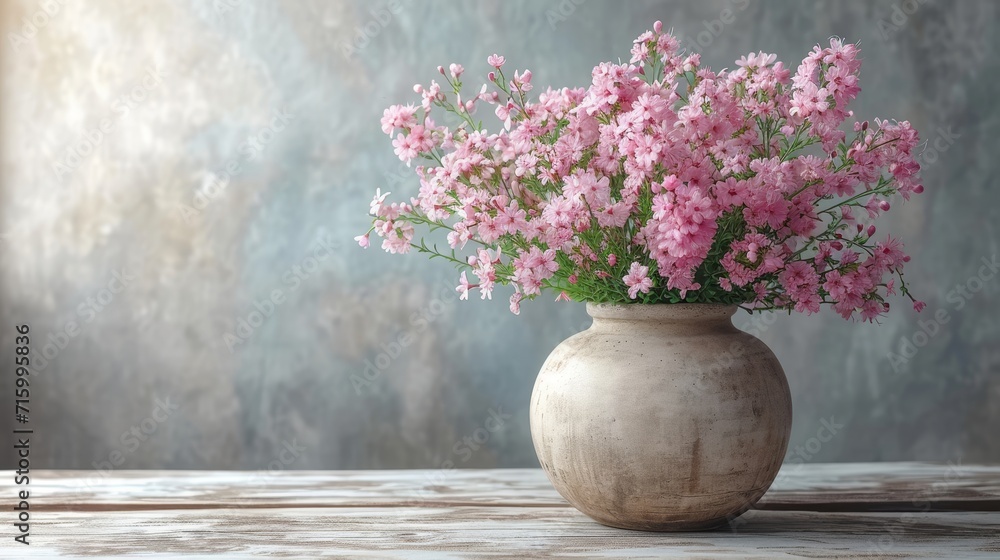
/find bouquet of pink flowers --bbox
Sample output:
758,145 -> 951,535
358,21 -> 924,320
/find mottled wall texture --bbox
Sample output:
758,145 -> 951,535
0,0 -> 997,472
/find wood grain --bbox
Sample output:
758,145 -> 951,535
11,509 -> 1000,558
2,463 -> 998,558
15,462 -> 1000,511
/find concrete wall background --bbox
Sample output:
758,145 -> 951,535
0,0 -> 997,472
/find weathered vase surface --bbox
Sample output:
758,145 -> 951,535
530,303 -> 792,531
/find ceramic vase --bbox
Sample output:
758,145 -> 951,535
530,303 -> 792,531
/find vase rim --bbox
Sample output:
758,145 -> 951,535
585,302 -> 738,321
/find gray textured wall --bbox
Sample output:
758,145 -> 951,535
0,0 -> 997,473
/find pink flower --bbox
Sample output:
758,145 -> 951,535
495,202 -> 528,235
722,234 -> 782,287
511,69 -> 533,93
354,233 -> 370,248
509,291 -> 523,315
630,41 -> 650,64
377,219 -> 414,254
778,261 -> 821,313
447,222 -> 472,249
913,300 -> 926,313
886,278 -> 897,296
370,188 -> 391,216
714,177 -> 747,209
456,271 -> 475,300
823,270 -> 851,301
380,104 -> 417,135
470,247 -> 501,300
476,215 -> 503,244
789,82 -> 830,119
597,201 -> 631,228
736,51 -> 777,69
623,262 -> 653,299
359,26 -> 922,318
512,247 -> 558,296
393,125 -> 435,166
515,153 -> 538,177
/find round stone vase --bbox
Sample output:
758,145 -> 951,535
529,303 -> 792,531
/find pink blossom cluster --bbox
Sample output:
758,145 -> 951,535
358,22 -> 925,320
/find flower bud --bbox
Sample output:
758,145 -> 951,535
653,20 -> 663,33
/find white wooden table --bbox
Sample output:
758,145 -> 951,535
3,463 -> 999,558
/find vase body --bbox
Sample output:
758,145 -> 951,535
530,303 -> 792,531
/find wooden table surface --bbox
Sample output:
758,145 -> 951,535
3,462 -> 999,558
